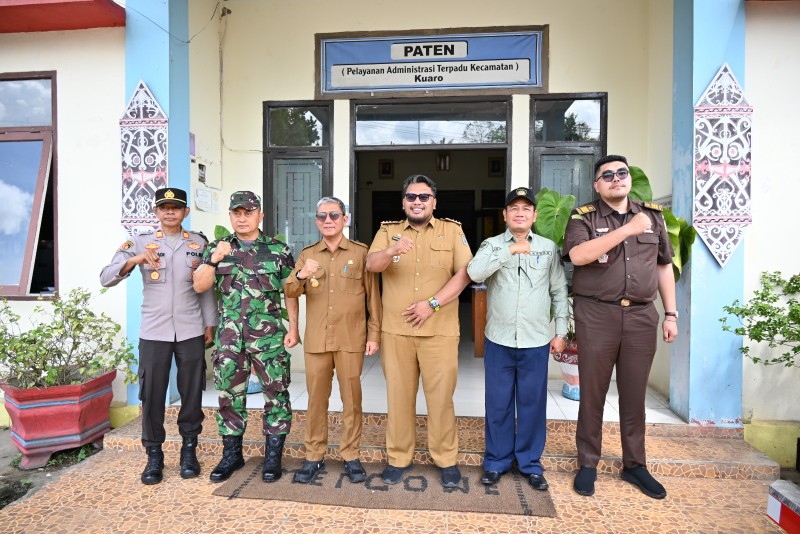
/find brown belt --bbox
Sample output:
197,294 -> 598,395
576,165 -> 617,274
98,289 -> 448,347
577,296 -> 649,307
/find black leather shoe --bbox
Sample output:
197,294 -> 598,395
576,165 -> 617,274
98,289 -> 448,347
343,459 -> 367,483
440,465 -> 461,488
262,434 -> 286,483
179,436 -> 201,479
573,466 -> 597,496
528,474 -> 549,491
621,465 -> 667,499
480,470 -> 503,485
293,460 -> 325,484
209,435 -> 245,483
381,464 -> 412,485
141,445 -> 164,485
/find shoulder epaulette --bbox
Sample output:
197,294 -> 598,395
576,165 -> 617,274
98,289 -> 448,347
440,217 -> 463,226
575,204 -> 596,215
380,220 -> 403,226
301,242 -> 318,252
350,240 -> 369,249
643,202 -> 663,212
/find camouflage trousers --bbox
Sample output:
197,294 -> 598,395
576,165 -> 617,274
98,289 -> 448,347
212,343 -> 292,437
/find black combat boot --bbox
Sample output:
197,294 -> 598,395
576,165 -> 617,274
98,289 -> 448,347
209,435 -> 245,483
262,434 -> 286,483
179,436 -> 201,479
141,445 -> 164,485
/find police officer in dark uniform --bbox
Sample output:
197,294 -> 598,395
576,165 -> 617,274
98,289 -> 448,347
100,188 -> 218,485
562,155 -> 678,500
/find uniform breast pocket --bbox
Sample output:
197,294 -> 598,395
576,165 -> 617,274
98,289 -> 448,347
306,267 -> 326,294
255,264 -> 280,291
186,257 -> 202,282
143,264 -> 165,284
637,233 -> 660,259
339,263 -> 363,294
430,240 -> 453,270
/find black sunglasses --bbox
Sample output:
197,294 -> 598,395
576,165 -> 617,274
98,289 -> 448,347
596,168 -> 630,182
315,211 -> 342,222
404,193 -> 434,202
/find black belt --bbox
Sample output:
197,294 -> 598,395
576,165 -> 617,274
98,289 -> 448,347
577,296 -> 649,307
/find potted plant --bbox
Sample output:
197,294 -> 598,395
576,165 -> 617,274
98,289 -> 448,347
534,168 -> 697,400
720,271 -> 799,368
0,287 -> 136,469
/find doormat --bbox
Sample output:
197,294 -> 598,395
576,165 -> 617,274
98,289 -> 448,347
212,457 -> 556,517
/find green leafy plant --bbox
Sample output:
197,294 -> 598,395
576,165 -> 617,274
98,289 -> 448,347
0,288 -> 136,389
720,271 -> 800,367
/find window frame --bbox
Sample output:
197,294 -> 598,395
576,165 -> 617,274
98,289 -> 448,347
263,100 -> 333,237
0,71 -> 58,299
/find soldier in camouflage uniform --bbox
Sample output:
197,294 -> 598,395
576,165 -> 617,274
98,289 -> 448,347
193,191 -> 300,483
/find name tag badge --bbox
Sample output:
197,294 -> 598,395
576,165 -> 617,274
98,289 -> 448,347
598,253 -> 609,264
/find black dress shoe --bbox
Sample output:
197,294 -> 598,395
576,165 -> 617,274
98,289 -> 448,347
382,464 -> 412,485
293,460 -> 325,484
440,465 -> 461,488
141,446 -> 164,485
343,459 -> 367,483
480,470 -> 503,485
621,465 -> 667,499
573,466 -> 597,496
528,474 -> 549,491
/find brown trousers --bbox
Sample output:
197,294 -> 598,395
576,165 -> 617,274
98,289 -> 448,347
573,298 -> 659,469
303,350 -> 364,461
380,332 -> 459,468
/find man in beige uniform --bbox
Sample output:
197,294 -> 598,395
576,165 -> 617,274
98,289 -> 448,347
285,196 -> 381,484
367,175 -> 473,488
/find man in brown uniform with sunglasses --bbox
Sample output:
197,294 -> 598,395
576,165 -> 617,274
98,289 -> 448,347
284,196 -> 381,485
367,174 -> 473,488
563,155 -> 678,500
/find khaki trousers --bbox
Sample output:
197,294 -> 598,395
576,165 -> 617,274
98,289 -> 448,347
380,332 -> 459,468
303,350 -> 364,461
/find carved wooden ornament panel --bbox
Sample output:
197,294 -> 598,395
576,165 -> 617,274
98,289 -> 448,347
119,80 -> 168,232
693,63 -> 752,267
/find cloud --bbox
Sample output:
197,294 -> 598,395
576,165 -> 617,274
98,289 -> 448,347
0,179 -> 33,235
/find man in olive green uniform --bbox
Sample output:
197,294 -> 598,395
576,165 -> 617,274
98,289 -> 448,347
563,155 -> 678,499
285,196 -> 382,484
366,175 -> 473,488
193,191 -> 299,484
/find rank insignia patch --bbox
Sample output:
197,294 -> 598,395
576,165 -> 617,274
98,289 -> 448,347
576,205 -> 596,215
188,242 -> 201,250
118,240 -> 134,251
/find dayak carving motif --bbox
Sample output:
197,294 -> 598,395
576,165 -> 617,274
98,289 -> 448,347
693,63 -> 752,267
119,80 -> 168,232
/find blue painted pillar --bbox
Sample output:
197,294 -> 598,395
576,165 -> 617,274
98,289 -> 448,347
125,0 -> 191,406
671,0 -> 745,426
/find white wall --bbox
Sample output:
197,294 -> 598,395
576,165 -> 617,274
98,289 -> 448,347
743,2 -> 800,422
0,27 -> 128,398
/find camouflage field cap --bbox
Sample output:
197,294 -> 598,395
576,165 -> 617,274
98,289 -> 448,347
229,191 -> 261,211
154,187 -> 188,207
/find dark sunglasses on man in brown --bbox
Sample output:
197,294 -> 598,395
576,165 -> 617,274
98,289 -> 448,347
404,193 -> 434,202
596,168 -> 630,182
315,211 -> 342,222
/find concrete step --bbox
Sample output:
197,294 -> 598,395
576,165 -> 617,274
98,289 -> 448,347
105,407 -> 780,481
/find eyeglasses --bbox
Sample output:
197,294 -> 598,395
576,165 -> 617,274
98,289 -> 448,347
596,168 -> 630,182
315,211 -> 342,222
404,193 -> 434,202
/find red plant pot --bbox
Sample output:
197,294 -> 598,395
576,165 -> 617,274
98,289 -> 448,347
0,370 -> 116,469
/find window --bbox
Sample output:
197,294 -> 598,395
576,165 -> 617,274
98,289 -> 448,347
0,75 -> 56,296
530,94 -> 607,206
355,100 -> 508,146
264,101 -> 332,255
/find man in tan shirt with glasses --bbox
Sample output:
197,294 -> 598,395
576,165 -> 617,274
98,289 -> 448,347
285,196 -> 381,484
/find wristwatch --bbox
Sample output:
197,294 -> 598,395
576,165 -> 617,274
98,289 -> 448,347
555,334 -> 568,340
204,257 -> 220,268
664,311 -> 679,319
427,296 -> 441,312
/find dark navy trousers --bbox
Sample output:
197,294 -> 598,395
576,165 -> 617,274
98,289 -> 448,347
483,338 -> 550,476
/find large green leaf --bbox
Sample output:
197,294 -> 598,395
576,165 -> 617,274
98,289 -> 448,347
214,224 -> 231,240
663,208 -> 696,282
628,166 -> 653,202
533,188 -> 576,248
